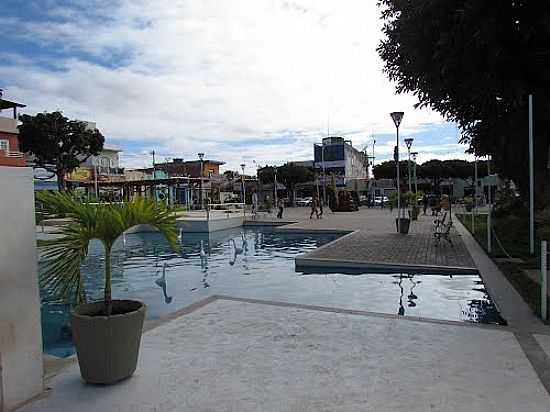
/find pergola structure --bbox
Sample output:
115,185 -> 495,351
69,176 -> 223,208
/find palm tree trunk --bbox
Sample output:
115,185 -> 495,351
104,244 -> 113,316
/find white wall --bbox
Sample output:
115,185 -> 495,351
0,167 -> 43,411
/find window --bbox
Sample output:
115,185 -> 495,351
0,139 -> 9,152
314,143 -> 344,162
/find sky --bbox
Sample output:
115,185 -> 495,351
0,0 -> 472,172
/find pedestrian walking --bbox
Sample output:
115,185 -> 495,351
318,200 -> 323,219
310,195 -> 320,219
251,188 -> 258,220
277,198 -> 284,219
422,194 -> 428,215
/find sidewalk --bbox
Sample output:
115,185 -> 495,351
20,297 -> 550,412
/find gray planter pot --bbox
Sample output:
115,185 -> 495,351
71,300 -> 146,384
395,218 -> 411,234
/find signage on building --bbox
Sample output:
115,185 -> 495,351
67,167 -> 93,182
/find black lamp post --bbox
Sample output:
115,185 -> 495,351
411,151 -> 418,194
390,112 -> 404,233
240,163 -> 246,204
404,137 -> 414,192
198,152 -> 204,209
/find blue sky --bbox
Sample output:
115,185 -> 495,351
0,0 -> 471,171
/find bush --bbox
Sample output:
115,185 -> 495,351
493,182 -> 525,218
388,191 -> 416,208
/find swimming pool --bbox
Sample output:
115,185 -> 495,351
40,226 -> 504,357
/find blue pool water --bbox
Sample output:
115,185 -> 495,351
40,226 -> 504,357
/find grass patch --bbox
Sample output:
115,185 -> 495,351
456,213 -> 548,322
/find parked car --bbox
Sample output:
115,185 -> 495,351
296,197 -> 313,207
374,196 -> 388,205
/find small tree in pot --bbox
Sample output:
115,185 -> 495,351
38,191 -> 177,384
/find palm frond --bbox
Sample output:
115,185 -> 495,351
38,193 -> 178,305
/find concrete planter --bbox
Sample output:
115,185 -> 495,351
71,300 -> 146,384
395,218 -> 411,234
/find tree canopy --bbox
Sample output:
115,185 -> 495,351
19,111 -> 105,190
378,0 -> 550,207
374,159 -> 488,181
372,160 -> 409,180
258,164 -> 314,204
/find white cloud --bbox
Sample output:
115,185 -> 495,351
1,0 -> 457,171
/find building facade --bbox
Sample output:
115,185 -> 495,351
314,136 -> 367,188
155,158 -> 224,178
0,97 -> 26,167
67,144 -> 124,185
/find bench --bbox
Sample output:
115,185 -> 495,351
433,213 -> 453,246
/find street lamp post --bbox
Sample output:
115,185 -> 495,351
372,138 -> 376,173
391,112 -> 405,233
411,152 -> 418,194
240,163 -> 246,205
150,150 -> 156,199
529,94 -> 534,255
92,157 -> 99,200
404,138 -> 414,193
321,141 -> 327,206
198,152 -> 204,210
274,166 -> 278,207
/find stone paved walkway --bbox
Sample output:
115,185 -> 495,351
251,208 -> 475,272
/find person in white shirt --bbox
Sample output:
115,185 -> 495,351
251,189 -> 259,220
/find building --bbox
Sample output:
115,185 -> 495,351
82,145 -> 124,182
0,97 -> 26,167
155,158 -> 224,178
314,136 -> 367,189
368,178 -> 397,199
67,145 -> 125,186
289,160 -> 314,168
0,94 -> 44,410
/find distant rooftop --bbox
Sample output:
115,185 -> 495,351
0,98 -> 26,111
102,145 -> 122,152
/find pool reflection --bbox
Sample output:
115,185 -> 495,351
40,226 -> 504,358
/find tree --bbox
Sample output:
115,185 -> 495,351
223,170 -> 237,180
441,160 -> 473,179
18,111 -> 105,191
378,0 -> 550,208
259,164 -> 313,205
373,160 -> 409,180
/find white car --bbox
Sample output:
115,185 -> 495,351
296,197 -> 313,207
373,196 -> 388,205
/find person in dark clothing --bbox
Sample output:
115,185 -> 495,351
423,194 -> 428,215
310,195 -> 320,219
277,198 -> 284,219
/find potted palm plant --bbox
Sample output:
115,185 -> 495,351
38,191 -> 177,384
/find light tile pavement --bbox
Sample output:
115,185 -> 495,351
20,298 -> 550,412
